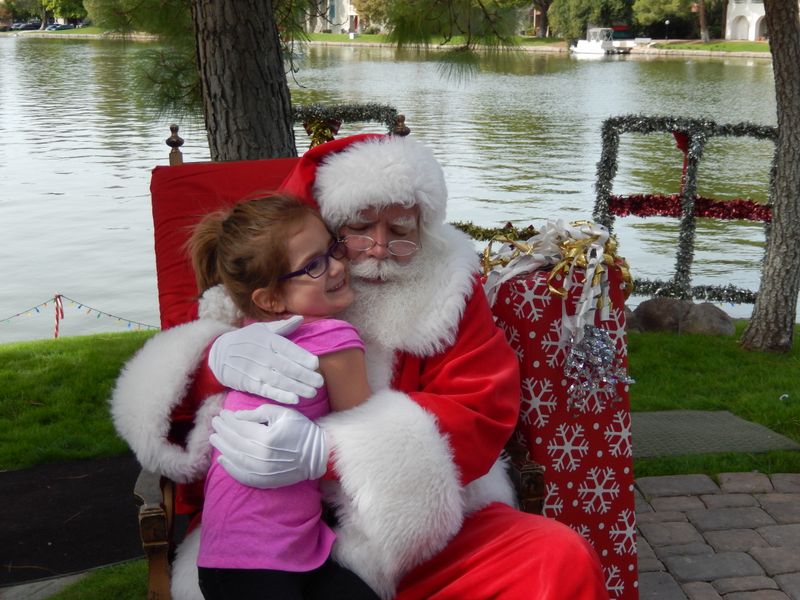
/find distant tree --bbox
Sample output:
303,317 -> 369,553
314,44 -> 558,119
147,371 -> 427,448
696,0 -> 708,42
531,0 -> 554,37
633,0 -> 722,41
740,0 -> 800,353
632,0 -> 688,26
11,0 -> 47,27
548,0 -> 631,43
353,0 -> 390,27
44,0 -> 86,21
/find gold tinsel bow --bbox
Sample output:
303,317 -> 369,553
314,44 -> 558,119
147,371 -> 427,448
547,223 -> 633,301
482,220 -> 633,343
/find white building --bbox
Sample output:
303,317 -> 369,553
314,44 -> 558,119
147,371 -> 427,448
307,0 -> 361,34
725,0 -> 766,41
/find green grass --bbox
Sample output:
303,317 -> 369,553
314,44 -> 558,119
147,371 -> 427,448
628,322 -> 800,476
306,32 -> 563,48
49,560 -> 147,599
4,324 -> 799,597
0,330 -> 156,470
51,26 -> 105,35
653,40 -> 770,53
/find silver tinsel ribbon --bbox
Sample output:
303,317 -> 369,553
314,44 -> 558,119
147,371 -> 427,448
565,325 -> 635,413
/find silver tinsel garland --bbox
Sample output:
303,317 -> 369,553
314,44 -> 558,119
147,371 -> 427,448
292,102 -> 399,132
592,114 -> 776,305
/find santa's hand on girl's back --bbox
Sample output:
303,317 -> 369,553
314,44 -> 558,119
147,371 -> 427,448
208,316 -> 324,405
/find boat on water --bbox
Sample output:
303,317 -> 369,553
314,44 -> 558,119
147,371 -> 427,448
570,28 -> 632,55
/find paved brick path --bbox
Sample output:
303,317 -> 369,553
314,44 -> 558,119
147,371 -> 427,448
636,472 -> 800,600
3,472 -> 800,600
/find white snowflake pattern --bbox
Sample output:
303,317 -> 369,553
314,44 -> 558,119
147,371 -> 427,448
604,411 -> 632,457
541,482 -> 563,518
610,509 -> 637,555
510,278 -> 552,321
497,320 -> 524,360
520,377 -> 557,428
540,318 -> 571,368
604,565 -> 625,598
599,306 -> 628,356
573,386 -> 616,415
547,423 -> 589,472
578,466 -> 620,513
571,523 -> 593,544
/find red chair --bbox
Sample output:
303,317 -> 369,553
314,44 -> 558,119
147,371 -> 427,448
135,125 -> 637,599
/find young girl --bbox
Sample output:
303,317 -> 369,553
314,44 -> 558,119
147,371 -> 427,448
187,195 -> 378,600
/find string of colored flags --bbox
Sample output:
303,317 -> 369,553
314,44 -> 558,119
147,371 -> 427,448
0,294 -> 160,338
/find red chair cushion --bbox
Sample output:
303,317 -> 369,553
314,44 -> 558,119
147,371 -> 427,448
150,158 -> 299,329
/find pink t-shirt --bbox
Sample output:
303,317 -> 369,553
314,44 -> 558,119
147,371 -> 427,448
197,319 -> 364,571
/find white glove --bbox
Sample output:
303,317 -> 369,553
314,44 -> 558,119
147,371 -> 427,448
208,316 -> 324,405
209,404 -> 329,489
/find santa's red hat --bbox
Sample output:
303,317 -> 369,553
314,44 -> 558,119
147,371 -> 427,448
280,134 -> 448,230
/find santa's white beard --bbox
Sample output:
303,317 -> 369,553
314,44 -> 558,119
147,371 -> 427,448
343,249 -> 436,353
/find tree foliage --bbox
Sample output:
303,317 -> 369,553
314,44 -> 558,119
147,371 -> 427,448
385,0 -> 529,47
44,0 -> 87,20
353,0 -> 391,26
631,0 -> 690,26
548,0 -> 631,43
84,0 -> 199,117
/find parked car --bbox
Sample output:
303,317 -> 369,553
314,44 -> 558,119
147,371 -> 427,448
46,23 -> 74,31
13,21 -> 42,31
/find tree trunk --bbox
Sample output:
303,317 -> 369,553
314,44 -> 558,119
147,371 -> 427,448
720,0 -> 727,40
698,0 -> 709,43
741,0 -> 800,352
536,2 -> 550,38
190,0 -> 297,161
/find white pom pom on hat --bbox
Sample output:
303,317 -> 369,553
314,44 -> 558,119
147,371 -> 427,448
279,134 -> 448,229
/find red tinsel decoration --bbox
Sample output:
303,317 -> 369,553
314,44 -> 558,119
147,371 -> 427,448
609,194 -> 772,222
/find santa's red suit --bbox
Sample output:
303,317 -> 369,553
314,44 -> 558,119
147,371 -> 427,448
111,135 -> 608,600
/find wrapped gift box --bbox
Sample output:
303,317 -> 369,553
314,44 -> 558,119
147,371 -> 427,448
491,266 -> 639,600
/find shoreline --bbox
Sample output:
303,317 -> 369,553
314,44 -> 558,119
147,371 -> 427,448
1,30 -> 772,60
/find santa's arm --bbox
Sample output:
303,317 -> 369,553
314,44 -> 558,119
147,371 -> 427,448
399,280 -> 521,485
110,319 -> 232,482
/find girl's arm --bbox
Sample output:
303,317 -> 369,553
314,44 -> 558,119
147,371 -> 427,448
319,348 -> 372,412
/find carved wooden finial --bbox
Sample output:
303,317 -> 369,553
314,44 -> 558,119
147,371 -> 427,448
166,124 -> 184,166
391,114 -> 411,137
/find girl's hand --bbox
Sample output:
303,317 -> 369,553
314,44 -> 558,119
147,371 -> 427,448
208,316 -> 324,405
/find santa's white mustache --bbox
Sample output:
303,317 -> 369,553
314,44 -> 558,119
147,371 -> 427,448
349,257 -> 407,282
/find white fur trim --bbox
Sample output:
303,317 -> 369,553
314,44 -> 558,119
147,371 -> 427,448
315,136 -> 448,229
110,318 -> 232,482
462,457 -> 518,514
197,284 -> 242,325
319,389 -> 464,599
171,528 -> 204,600
402,226 -> 480,355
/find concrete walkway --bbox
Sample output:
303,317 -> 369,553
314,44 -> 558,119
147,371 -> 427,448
635,472 -> 800,600
3,472 -> 800,599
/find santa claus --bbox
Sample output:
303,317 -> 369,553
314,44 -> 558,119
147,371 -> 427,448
111,134 -> 608,599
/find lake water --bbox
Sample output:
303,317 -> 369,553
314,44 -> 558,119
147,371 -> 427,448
0,36 -> 784,342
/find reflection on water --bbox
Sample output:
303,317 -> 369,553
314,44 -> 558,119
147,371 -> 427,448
0,37 -> 785,341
